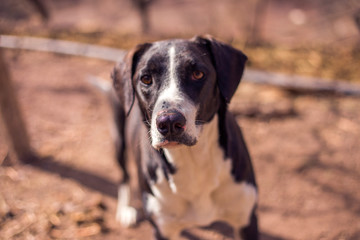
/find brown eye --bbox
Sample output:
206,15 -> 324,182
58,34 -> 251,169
140,75 -> 152,85
192,71 -> 204,80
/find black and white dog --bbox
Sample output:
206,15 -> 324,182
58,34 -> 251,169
110,35 -> 258,240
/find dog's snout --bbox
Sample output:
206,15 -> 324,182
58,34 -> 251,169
156,111 -> 186,137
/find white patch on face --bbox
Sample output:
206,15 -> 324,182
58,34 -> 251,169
169,46 -> 177,89
150,46 -> 200,149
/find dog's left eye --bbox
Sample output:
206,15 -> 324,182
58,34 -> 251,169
140,75 -> 153,85
192,71 -> 204,80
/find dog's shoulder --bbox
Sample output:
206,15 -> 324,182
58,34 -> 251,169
221,111 -> 257,186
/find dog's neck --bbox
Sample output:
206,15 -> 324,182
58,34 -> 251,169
162,114 -> 229,196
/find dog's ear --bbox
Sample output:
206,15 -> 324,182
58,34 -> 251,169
112,43 -> 151,115
193,35 -> 247,103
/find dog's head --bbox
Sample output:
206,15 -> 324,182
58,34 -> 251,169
112,36 -> 247,149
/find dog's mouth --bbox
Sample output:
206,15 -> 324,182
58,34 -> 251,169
155,140 -> 181,149
152,134 -> 197,150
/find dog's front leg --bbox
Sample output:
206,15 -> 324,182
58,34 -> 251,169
145,191 -> 187,240
116,183 -> 138,227
237,211 -> 259,240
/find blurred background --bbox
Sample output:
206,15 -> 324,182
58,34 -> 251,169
1,0 -> 360,80
0,0 -> 360,239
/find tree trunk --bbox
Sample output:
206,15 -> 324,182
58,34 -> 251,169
0,49 -> 35,163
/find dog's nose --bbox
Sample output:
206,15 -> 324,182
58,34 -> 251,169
156,111 -> 186,137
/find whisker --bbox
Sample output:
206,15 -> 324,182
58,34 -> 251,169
195,120 -> 207,125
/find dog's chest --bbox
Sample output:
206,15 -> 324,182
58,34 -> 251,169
165,146 -> 233,222
147,116 -> 257,226
165,129 -> 227,197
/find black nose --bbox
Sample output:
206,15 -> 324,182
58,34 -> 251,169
156,110 -> 186,137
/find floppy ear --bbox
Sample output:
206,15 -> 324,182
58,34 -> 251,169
112,43 -> 151,115
193,35 -> 248,103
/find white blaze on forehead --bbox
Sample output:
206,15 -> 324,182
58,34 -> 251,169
159,46 -> 181,101
169,46 -> 176,84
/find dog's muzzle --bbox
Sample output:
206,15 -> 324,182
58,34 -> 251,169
156,110 -> 186,138
151,106 -> 197,149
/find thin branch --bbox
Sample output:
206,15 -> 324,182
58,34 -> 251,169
1,35 -> 360,96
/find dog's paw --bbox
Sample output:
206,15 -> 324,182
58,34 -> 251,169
116,206 -> 138,227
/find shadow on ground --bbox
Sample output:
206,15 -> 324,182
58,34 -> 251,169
30,156 -> 118,199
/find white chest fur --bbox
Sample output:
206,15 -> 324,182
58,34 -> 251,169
146,115 -> 257,237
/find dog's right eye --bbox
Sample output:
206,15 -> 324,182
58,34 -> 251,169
140,75 -> 153,85
192,70 -> 204,80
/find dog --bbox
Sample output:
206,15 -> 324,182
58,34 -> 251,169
110,35 -> 258,240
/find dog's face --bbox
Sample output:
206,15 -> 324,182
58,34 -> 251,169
134,40 -> 221,149
113,36 -> 247,149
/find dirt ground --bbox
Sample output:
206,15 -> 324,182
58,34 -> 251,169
1,0 -> 360,239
